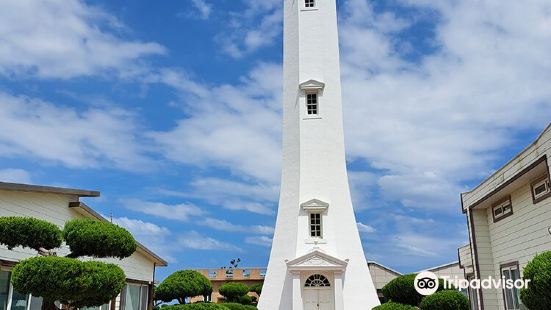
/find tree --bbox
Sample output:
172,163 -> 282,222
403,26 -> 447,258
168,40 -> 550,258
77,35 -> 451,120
419,290 -> 469,310
0,217 -> 137,310
154,270 -> 213,304
520,251 -> 551,310
219,283 -> 250,303
381,274 -> 451,306
249,284 -> 262,296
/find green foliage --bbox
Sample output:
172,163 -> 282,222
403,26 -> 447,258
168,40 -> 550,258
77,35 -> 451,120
0,217 -> 62,251
381,274 -> 451,306
219,283 -> 250,303
161,303 -> 229,310
155,270 -> 213,304
237,295 -> 252,305
11,256 -> 126,308
220,303 -> 257,310
520,251 -> 551,310
249,284 -> 262,295
63,218 -> 137,259
372,302 -> 417,310
419,290 -> 470,310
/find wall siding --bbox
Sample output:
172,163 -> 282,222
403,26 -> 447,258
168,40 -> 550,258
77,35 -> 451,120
0,190 -> 155,282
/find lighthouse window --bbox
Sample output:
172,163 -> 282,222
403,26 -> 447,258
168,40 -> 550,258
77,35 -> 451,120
306,93 -> 318,115
310,213 -> 322,238
305,0 -> 315,8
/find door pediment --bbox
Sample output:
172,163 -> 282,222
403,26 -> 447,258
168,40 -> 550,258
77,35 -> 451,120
286,250 -> 348,271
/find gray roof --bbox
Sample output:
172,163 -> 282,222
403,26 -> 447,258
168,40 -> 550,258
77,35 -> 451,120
0,182 -> 100,197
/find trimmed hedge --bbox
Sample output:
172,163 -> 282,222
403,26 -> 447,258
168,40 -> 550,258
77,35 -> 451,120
219,283 -> 250,303
220,303 -> 257,310
372,302 -> 417,310
0,217 -> 62,250
162,304 -> 229,310
249,284 -> 262,295
419,290 -> 469,310
381,274 -> 451,306
63,218 -> 137,259
155,270 -> 213,304
11,256 -> 126,308
520,251 -> 551,310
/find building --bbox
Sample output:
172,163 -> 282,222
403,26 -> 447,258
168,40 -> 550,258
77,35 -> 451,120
0,182 -> 167,310
191,268 -> 266,303
459,124 -> 551,310
258,0 -> 379,309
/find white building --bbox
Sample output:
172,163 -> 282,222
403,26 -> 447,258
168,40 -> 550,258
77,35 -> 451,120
459,123 -> 551,310
0,182 -> 167,310
258,0 -> 379,309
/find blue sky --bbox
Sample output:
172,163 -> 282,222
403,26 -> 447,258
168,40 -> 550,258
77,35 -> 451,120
1,0 -> 551,281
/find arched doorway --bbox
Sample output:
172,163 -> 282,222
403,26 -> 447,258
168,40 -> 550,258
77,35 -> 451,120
303,274 -> 334,310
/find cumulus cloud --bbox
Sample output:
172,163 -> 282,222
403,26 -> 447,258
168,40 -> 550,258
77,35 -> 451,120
0,0 -> 165,79
0,92 -> 151,171
120,198 -> 204,221
199,218 -> 274,235
178,231 -> 243,251
190,0 -> 212,19
0,169 -> 32,184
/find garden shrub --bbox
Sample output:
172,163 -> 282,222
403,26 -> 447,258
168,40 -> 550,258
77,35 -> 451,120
11,256 -> 126,308
0,217 -> 62,250
520,251 -> 551,310
220,303 -> 257,310
237,295 -> 252,305
382,273 -> 452,306
419,290 -> 469,310
162,303 -> 230,310
155,270 -> 213,304
249,284 -> 262,295
63,218 -> 137,259
372,302 -> 417,310
219,283 -> 250,302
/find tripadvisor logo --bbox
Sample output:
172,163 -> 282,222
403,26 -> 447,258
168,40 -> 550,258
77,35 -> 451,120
414,271 -> 439,295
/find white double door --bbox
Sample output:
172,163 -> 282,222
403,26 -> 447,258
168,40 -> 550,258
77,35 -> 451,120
303,288 -> 334,310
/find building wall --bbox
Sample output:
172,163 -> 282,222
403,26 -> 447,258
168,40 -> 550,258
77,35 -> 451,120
0,189 -> 155,282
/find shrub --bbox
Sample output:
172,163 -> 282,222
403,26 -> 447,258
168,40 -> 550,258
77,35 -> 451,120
11,256 -> 126,308
419,290 -> 469,310
219,283 -> 250,303
155,270 -> 213,304
249,284 -> 262,295
520,251 -> 551,310
372,302 -> 417,310
162,304 -> 229,310
63,218 -> 137,259
220,303 -> 257,310
381,274 -> 451,306
0,217 -> 62,250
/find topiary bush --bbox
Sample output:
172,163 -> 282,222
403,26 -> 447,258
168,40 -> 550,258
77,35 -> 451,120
249,284 -> 262,295
11,256 -> 126,308
520,251 -> 551,310
63,218 -> 137,259
219,283 -> 250,303
155,270 -> 213,304
419,290 -> 469,310
220,303 -> 257,310
382,274 -> 452,306
161,303 -> 230,310
372,302 -> 417,310
0,217 -> 62,250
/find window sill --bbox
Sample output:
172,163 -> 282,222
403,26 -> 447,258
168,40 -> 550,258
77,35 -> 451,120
305,239 -> 327,244
303,117 -> 322,120
301,8 -> 319,11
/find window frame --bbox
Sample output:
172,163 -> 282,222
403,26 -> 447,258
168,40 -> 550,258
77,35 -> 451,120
305,92 -> 319,116
309,213 -> 322,238
120,283 -> 149,310
531,175 -> 551,204
500,262 -> 522,310
492,196 -> 513,223
304,0 -> 315,9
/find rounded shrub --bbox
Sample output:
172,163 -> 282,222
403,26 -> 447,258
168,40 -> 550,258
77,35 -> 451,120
520,251 -> 551,310
219,283 -> 250,303
162,304 -> 229,310
11,256 -> 126,308
63,218 -> 137,259
249,284 -> 262,295
155,270 -> 213,304
0,217 -> 62,250
372,302 -> 417,310
237,295 -> 252,305
220,303 -> 257,310
381,273 -> 452,306
419,290 -> 469,310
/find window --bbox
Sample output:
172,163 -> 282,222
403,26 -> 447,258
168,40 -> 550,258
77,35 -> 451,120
309,213 -> 322,238
304,0 -> 315,8
501,263 -> 521,310
305,274 -> 330,287
0,271 -> 9,310
492,197 -> 513,222
306,93 -> 318,115
531,175 -> 551,204
122,284 -> 149,310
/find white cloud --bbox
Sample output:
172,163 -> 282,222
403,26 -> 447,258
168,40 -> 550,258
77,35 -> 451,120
178,231 -> 242,251
120,198 -> 204,221
357,222 -> 376,234
199,218 -> 274,235
0,92 -> 151,170
190,0 -> 212,20
0,169 -> 32,184
245,236 -> 273,247
0,0 -> 164,79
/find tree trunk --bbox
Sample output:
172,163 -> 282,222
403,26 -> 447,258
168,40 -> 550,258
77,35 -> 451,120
41,300 -> 59,310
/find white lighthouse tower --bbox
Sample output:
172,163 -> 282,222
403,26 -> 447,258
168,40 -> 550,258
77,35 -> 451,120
258,0 -> 380,309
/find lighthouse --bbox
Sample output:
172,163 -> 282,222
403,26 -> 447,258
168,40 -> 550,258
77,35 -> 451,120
258,0 -> 380,309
